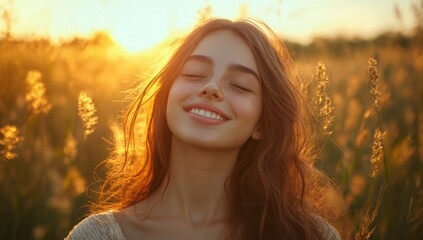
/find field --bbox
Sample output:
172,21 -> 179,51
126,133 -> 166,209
0,23 -> 422,240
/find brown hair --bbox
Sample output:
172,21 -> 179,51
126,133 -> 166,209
93,18 -> 347,239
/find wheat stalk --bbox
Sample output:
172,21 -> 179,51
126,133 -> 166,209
78,92 -> 98,139
0,125 -> 23,160
368,58 -> 381,112
25,70 -> 51,115
354,184 -> 387,240
314,62 -> 335,135
370,127 -> 385,178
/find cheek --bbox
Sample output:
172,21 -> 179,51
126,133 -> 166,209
167,80 -> 183,105
249,103 -> 262,124
168,78 -> 193,100
166,85 -> 180,132
166,79 -> 193,115
166,87 -> 178,118
232,96 -> 262,120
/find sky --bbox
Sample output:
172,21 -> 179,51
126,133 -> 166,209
0,0 -> 419,52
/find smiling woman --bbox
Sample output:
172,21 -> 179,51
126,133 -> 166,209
66,18 -> 348,240
167,29 -> 262,150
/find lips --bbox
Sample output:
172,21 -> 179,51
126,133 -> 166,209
189,108 -> 224,120
183,103 -> 230,121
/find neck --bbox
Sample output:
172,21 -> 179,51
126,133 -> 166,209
156,136 -> 239,226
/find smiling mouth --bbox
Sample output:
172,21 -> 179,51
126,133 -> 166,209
188,108 -> 225,121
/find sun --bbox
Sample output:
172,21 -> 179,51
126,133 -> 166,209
109,23 -> 170,53
102,2 -> 179,54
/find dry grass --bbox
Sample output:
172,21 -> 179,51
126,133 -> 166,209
0,13 -> 422,238
0,124 -> 22,160
78,92 -> 98,139
25,70 -> 51,115
313,62 -> 335,135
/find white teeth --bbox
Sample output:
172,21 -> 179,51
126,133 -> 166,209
189,108 -> 224,120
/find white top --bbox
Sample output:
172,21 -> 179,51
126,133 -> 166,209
65,211 -> 341,240
65,211 -> 126,240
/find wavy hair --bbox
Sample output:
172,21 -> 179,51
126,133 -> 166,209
93,18 -> 347,239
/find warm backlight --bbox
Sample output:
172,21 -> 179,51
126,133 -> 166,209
100,2 -> 185,53
5,0 -> 415,53
91,1 -> 204,53
109,23 -> 170,53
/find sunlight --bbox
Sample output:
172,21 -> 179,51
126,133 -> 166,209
110,24 -> 170,53
96,0 -> 204,54
103,2 -> 177,53
3,0 -> 418,51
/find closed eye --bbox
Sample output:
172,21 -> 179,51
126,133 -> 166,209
229,83 -> 252,93
181,74 -> 207,80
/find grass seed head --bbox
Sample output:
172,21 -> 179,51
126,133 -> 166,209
0,125 -> 23,160
370,127 -> 385,178
25,70 -> 52,115
314,62 -> 334,135
78,92 -> 98,139
368,58 -> 382,111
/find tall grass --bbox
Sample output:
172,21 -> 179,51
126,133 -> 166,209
1,15 -> 422,240
0,34 -> 144,239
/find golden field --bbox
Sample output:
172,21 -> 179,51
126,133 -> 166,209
1,17 -> 422,240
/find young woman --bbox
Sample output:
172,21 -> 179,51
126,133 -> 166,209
66,18 -> 345,240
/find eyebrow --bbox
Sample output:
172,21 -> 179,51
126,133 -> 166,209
187,54 -> 259,80
228,64 -> 259,80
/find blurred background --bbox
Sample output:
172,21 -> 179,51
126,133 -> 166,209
0,0 -> 422,239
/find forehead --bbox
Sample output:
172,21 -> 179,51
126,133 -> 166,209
190,30 -> 258,72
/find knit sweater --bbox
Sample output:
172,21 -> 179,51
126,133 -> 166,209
65,211 -> 341,240
65,212 -> 125,240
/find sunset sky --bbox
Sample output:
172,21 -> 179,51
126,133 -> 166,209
0,0 -> 419,52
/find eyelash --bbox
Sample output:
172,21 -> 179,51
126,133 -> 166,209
229,83 -> 252,93
182,73 -> 252,93
181,74 -> 206,80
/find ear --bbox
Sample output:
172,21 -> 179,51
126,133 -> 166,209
251,126 -> 262,140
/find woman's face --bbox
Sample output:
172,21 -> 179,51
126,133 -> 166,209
166,29 -> 262,150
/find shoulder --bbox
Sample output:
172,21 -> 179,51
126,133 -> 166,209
65,211 -> 126,240
314,215 -> 341,240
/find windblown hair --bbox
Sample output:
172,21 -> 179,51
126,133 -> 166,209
93,18 -> 347,239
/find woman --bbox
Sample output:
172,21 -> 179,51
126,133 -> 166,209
66,18 -> 344,239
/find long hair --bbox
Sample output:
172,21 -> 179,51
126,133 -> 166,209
93,18 -> 347,239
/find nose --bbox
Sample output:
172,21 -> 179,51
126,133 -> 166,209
198,81 -> 224,100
